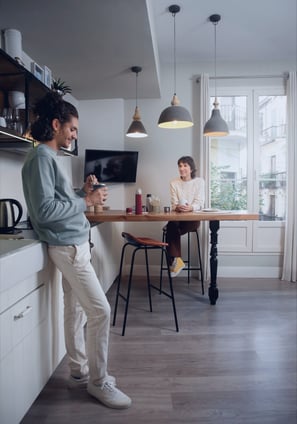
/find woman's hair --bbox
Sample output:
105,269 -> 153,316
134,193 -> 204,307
30,91 -> 78,141
177,156 -> 196,179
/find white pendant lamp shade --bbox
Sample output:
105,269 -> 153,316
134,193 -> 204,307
126,66 -> 148,138
203,14 -> 229,137
158,5 -> 193,129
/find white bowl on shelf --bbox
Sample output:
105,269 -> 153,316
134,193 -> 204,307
8,91 -> 25,108
13,102 -> 25,109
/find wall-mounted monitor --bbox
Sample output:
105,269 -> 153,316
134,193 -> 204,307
84,149 -> 139,183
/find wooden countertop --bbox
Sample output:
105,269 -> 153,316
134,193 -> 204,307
86,209 -> 259,223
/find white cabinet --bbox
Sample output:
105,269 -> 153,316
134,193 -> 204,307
90,223 -> 124,293
0,242 -> 65,424
0,284 -> 47,423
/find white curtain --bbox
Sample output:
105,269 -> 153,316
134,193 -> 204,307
282,71 -> 297,282
197,74 -> 210,281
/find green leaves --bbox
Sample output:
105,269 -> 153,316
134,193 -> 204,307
51,78 -> 72,95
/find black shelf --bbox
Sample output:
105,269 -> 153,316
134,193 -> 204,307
0,48 -> 77,156
0,126 -> 32,144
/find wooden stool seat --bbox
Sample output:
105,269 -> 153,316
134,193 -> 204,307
112,232 -> 179,336
122,232 -> 168,248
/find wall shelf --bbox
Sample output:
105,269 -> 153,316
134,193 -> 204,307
0,48 -> 77,156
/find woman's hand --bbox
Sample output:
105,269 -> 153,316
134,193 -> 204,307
176,203 -> 193,213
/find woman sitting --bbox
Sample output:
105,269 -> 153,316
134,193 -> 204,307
166,156 -> 205,277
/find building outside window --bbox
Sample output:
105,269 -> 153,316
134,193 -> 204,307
209,91 -> 287,223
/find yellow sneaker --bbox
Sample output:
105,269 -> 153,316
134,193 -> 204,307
170,257 -> 185,277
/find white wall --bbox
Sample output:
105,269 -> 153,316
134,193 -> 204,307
123,60 -> 295,220
1,59 -> 294,279
75,98 -> 126,288
120,60 -> 295,277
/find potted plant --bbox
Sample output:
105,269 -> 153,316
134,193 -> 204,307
51,77 -> 72,96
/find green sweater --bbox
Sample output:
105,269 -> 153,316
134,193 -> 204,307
22,144 -> 90,246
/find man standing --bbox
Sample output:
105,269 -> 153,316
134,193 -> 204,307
22,92 -> 131,409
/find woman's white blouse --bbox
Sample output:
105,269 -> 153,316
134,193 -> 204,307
170,177 -> 205,212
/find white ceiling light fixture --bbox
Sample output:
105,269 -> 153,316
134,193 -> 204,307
126,66 -> 148,138
203,14 -> 229,137
158,4 -> 193,129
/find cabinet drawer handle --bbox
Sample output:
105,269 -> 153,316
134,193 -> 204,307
14,306 -> 33,320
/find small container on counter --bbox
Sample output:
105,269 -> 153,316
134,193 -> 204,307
146,194 -> 152,212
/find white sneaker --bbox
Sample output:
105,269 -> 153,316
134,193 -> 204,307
87,380 -> 132,409
67,374 -> 89,389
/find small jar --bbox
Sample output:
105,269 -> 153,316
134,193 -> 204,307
146,194 -> 152,212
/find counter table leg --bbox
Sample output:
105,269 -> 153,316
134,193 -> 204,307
209,220 -> 220,305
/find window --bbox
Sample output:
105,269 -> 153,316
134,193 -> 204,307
258,95 -> 287,221
209,88 -> 287,223
210,95 -> 248,211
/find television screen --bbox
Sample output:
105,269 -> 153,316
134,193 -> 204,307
84,149 -> 139,183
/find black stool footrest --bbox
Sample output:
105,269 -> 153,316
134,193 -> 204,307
161,227 -> 204,295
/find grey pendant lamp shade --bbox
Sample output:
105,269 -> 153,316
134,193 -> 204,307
158,5 -> 193,129
203,14 -> 229,137
203,100 -> 229,136
126,66 -> 148,138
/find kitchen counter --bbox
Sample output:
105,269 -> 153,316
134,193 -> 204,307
0,236 -> 47,293
0,238 -> 40,257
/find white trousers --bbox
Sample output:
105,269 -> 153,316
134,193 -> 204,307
48,241 -> 111,385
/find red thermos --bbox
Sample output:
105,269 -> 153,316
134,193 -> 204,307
135,188 -> 142,214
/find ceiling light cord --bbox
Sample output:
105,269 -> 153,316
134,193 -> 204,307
135,69 -> 139,108
126,66 -> 148,138
172,8 -> 177,96
203,14 -> 229,137
214,19 -> 218,104
157,4 -> 193,129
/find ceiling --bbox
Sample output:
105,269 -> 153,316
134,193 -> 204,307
0,0 -> 296,100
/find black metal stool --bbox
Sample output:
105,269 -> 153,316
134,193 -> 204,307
112,232 -> 179,336
160,225 -> 204,294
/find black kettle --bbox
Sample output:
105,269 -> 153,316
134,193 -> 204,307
0,198 -> 23,232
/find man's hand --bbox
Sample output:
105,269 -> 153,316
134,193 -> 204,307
83,174 -> 98,194
85,185 -> 108,207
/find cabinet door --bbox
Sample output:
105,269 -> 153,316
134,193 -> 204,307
0,320 -> 51,424
0,284 -> 47,424
0,284 -> 46,361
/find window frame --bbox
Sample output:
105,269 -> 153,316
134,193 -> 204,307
208,80 -> 286,254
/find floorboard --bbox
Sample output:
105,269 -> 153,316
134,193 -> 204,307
21,277 -> 297,424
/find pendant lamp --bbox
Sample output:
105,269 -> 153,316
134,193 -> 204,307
203,14 -> 229,137
158,4 -> 193,129
126,66 -> 148,138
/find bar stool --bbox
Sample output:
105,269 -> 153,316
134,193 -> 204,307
160,225 -> 204,294
112,232 -> 179,336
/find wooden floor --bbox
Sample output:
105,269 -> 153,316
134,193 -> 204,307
21,277 -> 297,424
